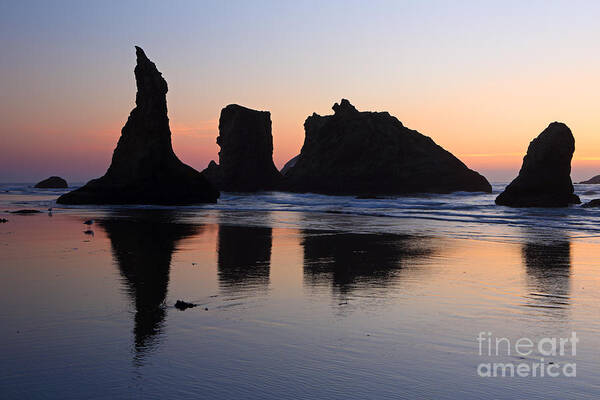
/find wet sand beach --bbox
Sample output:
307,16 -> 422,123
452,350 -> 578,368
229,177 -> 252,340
1,189 -> 600,399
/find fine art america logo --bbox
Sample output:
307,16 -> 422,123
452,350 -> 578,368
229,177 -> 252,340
476,332 -> 578,378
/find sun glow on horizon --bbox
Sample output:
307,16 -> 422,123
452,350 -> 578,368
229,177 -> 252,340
2,1 -> 600,183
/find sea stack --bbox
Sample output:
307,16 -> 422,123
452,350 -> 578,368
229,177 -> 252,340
57,47 -> 219,205
34,176 -> 67,189
283,99 -> 491,195
202,104 -> 282,192
496,122 -> 580,207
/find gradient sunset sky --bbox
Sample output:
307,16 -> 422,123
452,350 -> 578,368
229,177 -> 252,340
2,0 -> 600,183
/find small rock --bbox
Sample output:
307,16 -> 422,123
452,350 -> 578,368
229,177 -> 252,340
280,154 -> 299,176
83,219 -> 94,225
174,300 -> 197,311
34,176 -> 68,189
83,230 -> 94,236
582,199 -> 600,208
0,218 -> 7,223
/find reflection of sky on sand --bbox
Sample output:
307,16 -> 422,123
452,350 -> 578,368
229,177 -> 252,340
301,231 -> 437,301
99,211 -> 201,365
521,230 -> 572,320
1,210 -> 600,399
217,223 -> 272,294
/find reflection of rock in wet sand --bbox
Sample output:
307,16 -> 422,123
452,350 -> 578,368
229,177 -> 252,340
301,231 -> 435,295
522,239 -> 571,312
217,224 -> 272,293
99,211 -> 200,363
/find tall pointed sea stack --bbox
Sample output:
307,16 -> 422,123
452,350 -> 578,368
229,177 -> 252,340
283,99 -> 491,195
58,47 -> 219,205
202,104 -> 282,192
496,122 -> 580,207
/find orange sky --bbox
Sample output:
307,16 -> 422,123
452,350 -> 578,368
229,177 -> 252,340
1,1 -> 599,182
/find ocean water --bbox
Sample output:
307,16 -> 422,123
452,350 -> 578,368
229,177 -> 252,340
1,183 -> 600,399
2,182 -> 600,242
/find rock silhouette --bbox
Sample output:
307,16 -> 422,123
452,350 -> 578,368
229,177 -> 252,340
582,199 -> 600,208
496,122 -> 580,207
280,154 -> 299,175
301,230 -> 436,296
202,104 -> 282,192
57,47 -> 219,205
34,176 -> 67,189
579,175 -> 600,184
174,300 -> 198,311
283,99 -> 491,195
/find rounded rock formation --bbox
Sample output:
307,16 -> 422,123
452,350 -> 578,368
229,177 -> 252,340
34,176 -> 68,189
496,122 -> 580,207
283,99 -> 491,196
